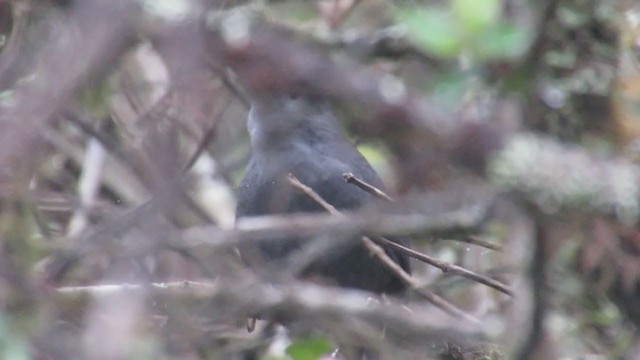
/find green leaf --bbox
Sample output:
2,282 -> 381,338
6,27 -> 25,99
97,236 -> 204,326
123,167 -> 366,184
78,79 -> 113,118
357,143 -> 391,177
453,0 -> 501,33
285,337 -> 333,360
397,7 -> 463,58
0,313 -> 30,360
430,70 -> 470,109
473,22 -> 528,60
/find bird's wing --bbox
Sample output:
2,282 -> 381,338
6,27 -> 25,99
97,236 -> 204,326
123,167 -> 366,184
290,150 -> 412,275
236,140 -> 411,276
288,141 -> 383,211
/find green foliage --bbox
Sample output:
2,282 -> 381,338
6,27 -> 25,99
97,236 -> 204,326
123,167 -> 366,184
397,0 -> 527,60
0,313 -> 30,360
473,22 -> 527,59
77,79 -> 113,119
285,337 -> 333,360
398,7 -> 463,58
357,143 -> 392,179
429,70 -> 470,109
452,0 -> 500,33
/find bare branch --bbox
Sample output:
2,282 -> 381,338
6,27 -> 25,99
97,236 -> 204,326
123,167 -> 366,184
375,237 -> 513,296
286,174 -> 480,323
339,172 -> 510,294
342,172 -> 395,203
55,278 -> 484,346
0,0 -> 140,186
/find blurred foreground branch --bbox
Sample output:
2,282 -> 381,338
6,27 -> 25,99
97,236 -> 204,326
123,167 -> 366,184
0,0 -> 140,190
55,278 -> 485,348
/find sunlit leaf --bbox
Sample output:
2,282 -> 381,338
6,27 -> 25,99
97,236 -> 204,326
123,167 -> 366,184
453,0 -> 501,32
285,337 -> 333,360
473,22 -> 528,59
397,7 -> 463,58
0,313 -> 30,360
430,70 -> 471,109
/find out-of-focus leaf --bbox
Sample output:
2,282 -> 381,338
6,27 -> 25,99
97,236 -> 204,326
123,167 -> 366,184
473,22 -> 528,60
0,313 -> 30,360
453,0 -> 500,33
557,5 -> 590,28
430,70 -> 470,109
397,8 -> 463,58
78,79 -> 113,118
357,143 -> 391,177
545,50 -> 578,69
285,337 -> 332,360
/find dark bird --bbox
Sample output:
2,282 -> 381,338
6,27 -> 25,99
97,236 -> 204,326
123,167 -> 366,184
236,92 -> 410,294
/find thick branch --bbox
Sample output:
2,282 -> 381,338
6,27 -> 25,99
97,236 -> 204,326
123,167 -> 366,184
54,279 -> 484,347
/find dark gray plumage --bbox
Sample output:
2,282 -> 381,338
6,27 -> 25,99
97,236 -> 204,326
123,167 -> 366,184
236,93 -> 410,294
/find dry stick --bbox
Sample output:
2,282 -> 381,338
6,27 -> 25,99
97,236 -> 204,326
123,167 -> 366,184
342,173 -> 502,251
341,173 -> 511,296
55,279 -> 482,340
342,173 -> 394,203
451,235 -> 503,252
183,97 -> 229,172
210,64 -> 251,109
343,173 -> 502,251
286,174 -> 479,324
342,173 -> 503,251
332,0 -> 363,28
375,237 -> 512,296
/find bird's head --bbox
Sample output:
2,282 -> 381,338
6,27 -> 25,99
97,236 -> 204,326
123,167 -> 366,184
247,91 -> 337,148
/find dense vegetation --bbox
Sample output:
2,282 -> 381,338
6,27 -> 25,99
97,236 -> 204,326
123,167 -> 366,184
0,0 -> 638,359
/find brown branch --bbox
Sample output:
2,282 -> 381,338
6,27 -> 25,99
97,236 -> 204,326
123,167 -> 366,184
505,0 -> 561,89
286,174 -> 480,323
183,94 -> 230,172
54,278 -> 484,347
343,173 -> 502,251
45,200 -> 487,283
286,174 -> 341,214
0,0 -> 140,183
187,210 -> 483,250
210,63 -> 251,109
342,172 -> 394,203
448,235 -> 503,252
515,214 -> 551,360
290,174 -> 512,296
374,237 -> 513,296
339,172 -> 509,294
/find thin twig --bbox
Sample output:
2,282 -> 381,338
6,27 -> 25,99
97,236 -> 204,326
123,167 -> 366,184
63,108 -> 130,162
502,0 -> 560,91
342,172 -> 394,202
286,174 -> 480,323
334,0 -> 363,28
341,173 -> 509,294
374,237 -> 513,296
287,174 -> 341,214
515,214 -> 549,360
445,235 -> 503,251
210,64 -> 251,109
54,278 -> 483,342
183,93 -> 230,172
